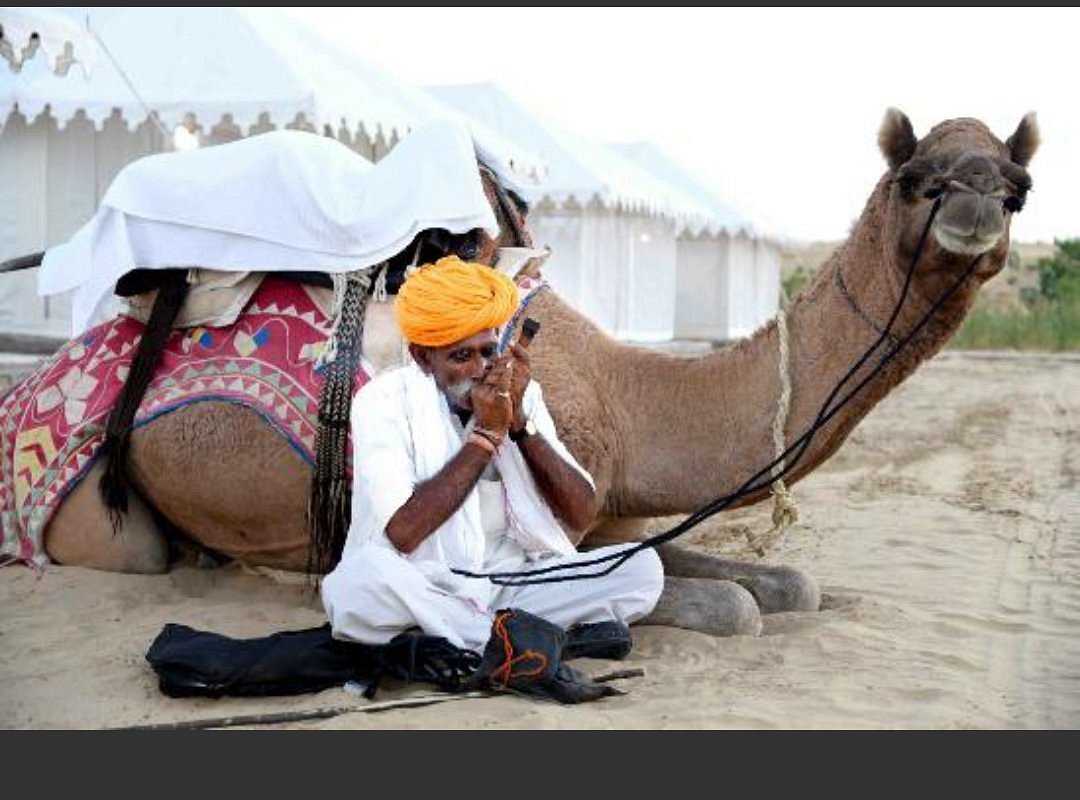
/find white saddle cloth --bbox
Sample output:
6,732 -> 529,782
40,119 -> 500,335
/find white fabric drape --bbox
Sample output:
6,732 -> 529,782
39,119 -> 499,334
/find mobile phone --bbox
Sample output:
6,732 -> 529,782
519,318 -> 540,349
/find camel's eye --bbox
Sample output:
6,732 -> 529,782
999,160 -> 1032,214
897,172 -> 920,195
895,158 -> 939,201
1004,195 -> 1025,214
896,166 -> 926,198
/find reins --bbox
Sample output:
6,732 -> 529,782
453,193 -> 998,586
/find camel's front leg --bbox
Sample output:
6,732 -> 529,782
657,544 -> 820,614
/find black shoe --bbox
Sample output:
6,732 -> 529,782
562,621 -> 632,661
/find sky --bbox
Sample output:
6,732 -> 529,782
290,7 -> 1078,244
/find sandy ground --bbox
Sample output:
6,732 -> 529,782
2,350 -> 1078,729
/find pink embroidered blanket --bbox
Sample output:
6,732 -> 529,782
0,276 -> 364,567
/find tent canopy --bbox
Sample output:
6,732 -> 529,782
429,82 -> 718,233
612,142 -> 759,237
0,8 -> 541,179
0,7 -> 99,75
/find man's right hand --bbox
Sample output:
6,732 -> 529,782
471,357 -> 514,436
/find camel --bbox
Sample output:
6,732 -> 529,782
30,109 -> 1038,638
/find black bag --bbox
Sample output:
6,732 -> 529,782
145,623 -> 478,699
467,609 -> 623,704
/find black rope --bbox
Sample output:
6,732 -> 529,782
452,196 -> 987,586
99,269 -> 189,531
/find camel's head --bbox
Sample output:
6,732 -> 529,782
878,109 -> 1038,278
476,162 -> 534,263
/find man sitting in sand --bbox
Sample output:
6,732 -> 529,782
321,256 -> 663,654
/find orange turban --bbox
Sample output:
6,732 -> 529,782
394,256 -> 519,347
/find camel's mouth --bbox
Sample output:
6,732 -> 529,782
932,224 -> 1002,256
932,184 -> 1007,256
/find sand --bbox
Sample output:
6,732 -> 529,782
2,350 -> 1078,728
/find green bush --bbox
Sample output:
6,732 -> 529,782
952,239 -> 1080,351
782,265 -> 813,299
1033,238 -> 1080,306
951,302 -> 1080,351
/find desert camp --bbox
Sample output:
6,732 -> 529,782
1,7 -> 1077,729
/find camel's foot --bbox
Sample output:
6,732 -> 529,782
643,577 -> 762,637
44,461 -> 169,574
657,543 -> 821,614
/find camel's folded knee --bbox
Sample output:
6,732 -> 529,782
658,544 -> 820,614
737,564 -> 821,614
643,577 -> 763,638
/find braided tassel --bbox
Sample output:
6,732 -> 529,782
308,270 -> 374,576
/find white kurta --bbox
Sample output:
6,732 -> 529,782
321,362 -> 663,652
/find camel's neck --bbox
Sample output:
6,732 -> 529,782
595,177 -> 985,517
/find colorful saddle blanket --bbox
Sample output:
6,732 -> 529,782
0,276 -> 364,567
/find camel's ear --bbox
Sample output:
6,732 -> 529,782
878,108 -> 917,171
1006,112 -> 1040,167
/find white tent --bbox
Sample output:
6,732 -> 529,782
615,142 -> 782,340
0,8 -> 538,334
429,82 -> 718,342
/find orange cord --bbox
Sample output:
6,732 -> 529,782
489,610 -> 549,688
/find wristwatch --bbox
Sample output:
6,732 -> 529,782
508,417 -> 538,443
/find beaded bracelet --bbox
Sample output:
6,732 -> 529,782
467,432 -> 497,455
472,426 -> 505,449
